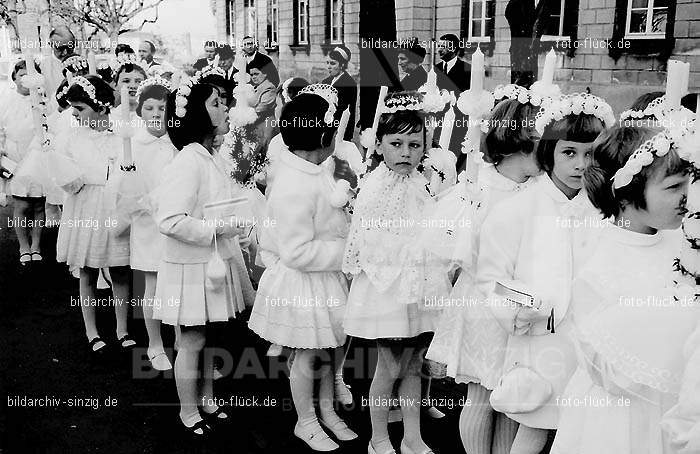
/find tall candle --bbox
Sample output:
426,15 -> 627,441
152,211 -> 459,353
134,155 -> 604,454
87,50 -> 97,74
336,107 -> 350,145
120,84 -> 133,164
367,86 -> 388,155
439,105 -> 455,150
427,68 -> 437,88
470,47 -> 484,93
666,60 -> 689,108
541,49 -> 556,86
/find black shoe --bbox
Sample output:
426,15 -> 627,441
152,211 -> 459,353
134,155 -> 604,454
88,337 -> 107,355
183,419 -> 212,438
202,407 -> 229,426
118,334 -> 136,352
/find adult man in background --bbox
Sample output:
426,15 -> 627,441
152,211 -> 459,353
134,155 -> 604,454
242,36 -> 279,86
193,40 -> 219,71
435,34 -> 470,93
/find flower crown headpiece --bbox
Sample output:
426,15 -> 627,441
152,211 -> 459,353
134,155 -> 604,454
534,93 -> 615,136
114,53 -> 141,71
62,55 -> 89,74
195,64 -> 226,79
381,91 -> 426,113
70,76 -> 112,109
174,73 -> 204,118
619,95 -> 695,131
493,84 -> 548,108
299,83 -> 338,124
619,96 -> 666,122
612,129 -> 691,189
135,76 -> 171,102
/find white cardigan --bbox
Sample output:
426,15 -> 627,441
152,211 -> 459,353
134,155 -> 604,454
156,142 -> 236,264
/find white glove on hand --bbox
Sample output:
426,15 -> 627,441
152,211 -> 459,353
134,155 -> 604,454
215,216 -> 246,239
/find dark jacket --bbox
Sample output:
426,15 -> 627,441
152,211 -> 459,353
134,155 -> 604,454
434,58 -> 471,93
400,65 -> 428,92
322,71 -> 358,141
193,57 -> 214,72
246,52 -> 279,86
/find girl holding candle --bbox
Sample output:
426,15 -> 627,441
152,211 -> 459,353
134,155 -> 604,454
248,90 -> 358,451
154,75 -> 254,436
0,60 -> 47,265
476,93 -> 613,454
114,57 -> 147,119
55,76 -> 133,354
553,125 -> 697,454
425,87 -> 544,454
118,77 -> 176,371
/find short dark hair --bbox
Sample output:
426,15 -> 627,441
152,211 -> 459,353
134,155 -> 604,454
439,34 -> 460,50
166,83 -> 218,150
483,99 -> 539,164
136,84 -> 170,117
65,75 -> 115,113
115,63 -> 147,83
629,91 -> 664,112
328,45 -> 351,67
243,36 -> 255,42
584,126 -> 689,218
535,113 -> 605,173
11,59 -> 41,81
201,74 -> 231,103
398,39 -> 426,64
280,93 -> 338,152
115,43 -> 134,56
216,44 -> 235,60
96,65 -> 113,83
204,40 -> 218,48
248,58 -> 273,80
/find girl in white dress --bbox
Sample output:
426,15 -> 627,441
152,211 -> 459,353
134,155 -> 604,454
0,60 -> 46,264
425,90 -> 543,454
476,93 -> 614,454
56,76 -> 133,354
552,125 -> 699,454
114,56 -> 146,122
118,77 -> 176,371
248,90 -> 358,451
343,91 -> 443,454
153,75 -> 255,436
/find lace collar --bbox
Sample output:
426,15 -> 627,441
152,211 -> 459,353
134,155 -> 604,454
480,164 -> 534,192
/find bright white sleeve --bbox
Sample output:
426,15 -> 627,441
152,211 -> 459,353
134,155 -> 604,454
156,151 -> 215,247
269,186 -> 345,272
475,202 -> 524,333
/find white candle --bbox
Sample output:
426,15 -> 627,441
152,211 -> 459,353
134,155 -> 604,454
439,105 -> 455,150
470,47 -> 484,93
87,51 -> 97,74
427,67 -> 437,88
666,60 -> 689,109
336,107 -> 350,145
120,84 -> 133,164
367,86 -> 388,155
541,49 -> 556,86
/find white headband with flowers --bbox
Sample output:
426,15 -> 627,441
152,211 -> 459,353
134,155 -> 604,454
62,55 -> 89,74
174,73 -> 204,118
135,76 -> 171,102
196,65 -> 226,79
493,84 -> 548,107
114,52 -> 140,70
71,76 -> 111,109
534,93 -> 616,136
299,83 -> 338,124
281,77 -> 294,103
612,129 -> 691,189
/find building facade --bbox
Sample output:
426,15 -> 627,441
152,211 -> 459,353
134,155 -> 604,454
395,0 -> 700,113
213,0 -> 360,86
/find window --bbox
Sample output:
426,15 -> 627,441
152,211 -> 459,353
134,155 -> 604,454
330,0 -> 343,44
540,0 -> 570,40
267,0 -> 279,47
468,0 -> 493,42
245,0 -> 257,39
295,0 -> 309,45
610,0 -> 676,58
625,0 -> 667,37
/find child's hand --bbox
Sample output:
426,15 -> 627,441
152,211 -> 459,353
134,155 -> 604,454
333,156 -> 358,188
61,178 -> 85,195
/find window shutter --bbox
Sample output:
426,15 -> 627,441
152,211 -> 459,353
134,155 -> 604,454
293,0 -> 299,45
460,0 -> 470,43
486,0 -> 496,39
562,0 -> 579,57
